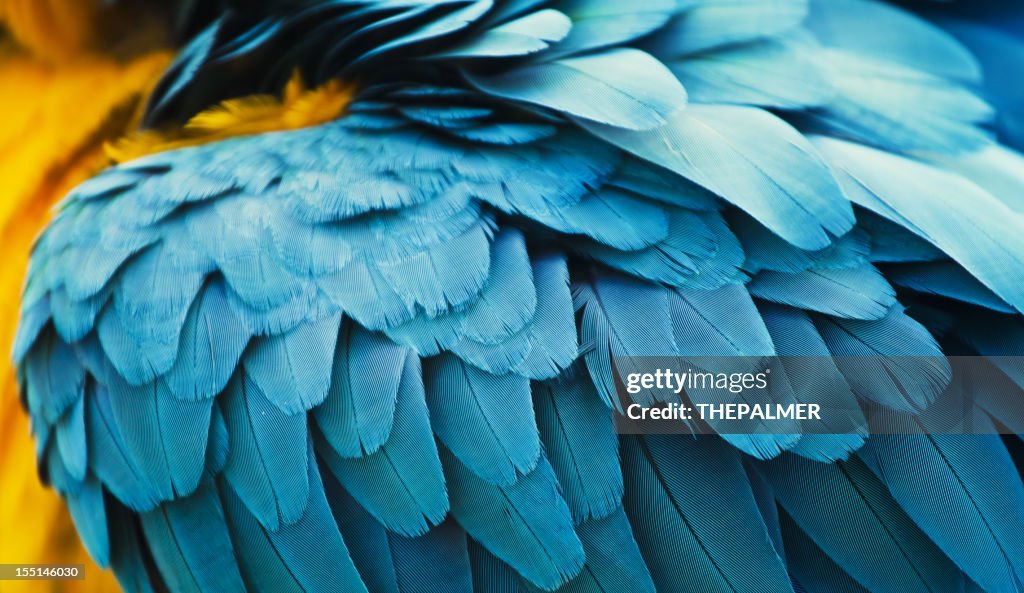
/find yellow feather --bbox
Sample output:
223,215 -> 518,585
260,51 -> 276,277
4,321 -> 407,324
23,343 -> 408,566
107,73 -> 356,163
0,0 -> 100,62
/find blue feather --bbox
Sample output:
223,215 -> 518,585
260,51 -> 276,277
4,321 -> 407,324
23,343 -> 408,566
433,9 -> 572,58
446,122 -> 560,145
49,287 -> 108,344
670,36 -> 834,110
108,503 -> 156,593
12,295 -> 50,364
859,210 -> 945,264
458,228 -> 537,344
815,307 -> 951,411
315,322 -> 407,457
320,259 -> 418,331
318,352 -> 448,537
559,508 -> 657,593
373,218 -> 494,318
780,511 -> 872,593
96,304 -> 163,386
934,145 -> 1024,213
807,0 -> 981,81
735,214 -> 869,274
763,453 -> 964,593
576,273 -> 678,409
467,48 -> 686,130
861,412 -> 1024,593
203,406 -> 230,482
759,303 -> 867,461
513,253 -> 578,380
243,312 -> 341,414
469,541 -> 530,593
222,443 -> 369,593
644,0 -> 807,56
221,371 -> 309,531
531,187 -> 671,251
140,482 -> 246,593
328,477 -> 472,593
669,283 -> 774,358
197,206 -> 310,314
442,448 -> 585,591
165,280 -> 252,401
423,353 -> 539,486
943,21 -> 1024,149
748,264 -> 897,321
106,374 -> 213,499
887,261 -> 1014,313
801,52 -> 992,154
609,157 -> 720,212
954,312 -> 1024,390
55,395 -> 87,481
23,328 -> 84,424
579,209 -> 719,287
65,475 -> 110,568
382,228 -> 533,357
387,521 -> 473,593
534,375 -> 622,523
550,0 -> 675,56
86,384 -> 163,512
582,106 -> 854,250
816,137 -> 1024,315
351,0 -> 494,66
112,240 -> 209,376
621,435 -> 793,593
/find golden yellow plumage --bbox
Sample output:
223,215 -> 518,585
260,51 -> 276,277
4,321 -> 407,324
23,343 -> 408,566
0,4 -> 172,590
107,72 -> 356,164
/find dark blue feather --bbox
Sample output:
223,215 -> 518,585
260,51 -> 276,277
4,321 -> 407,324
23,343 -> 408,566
433,8 -> 572,58
557,508 -> 656,593
887,261 -> 1014,313
328,476 -> 472,593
